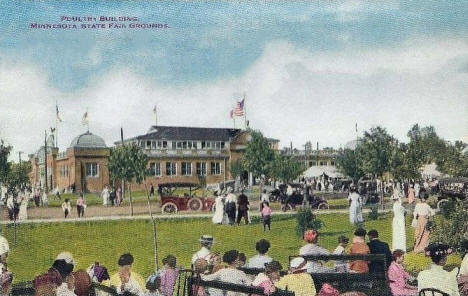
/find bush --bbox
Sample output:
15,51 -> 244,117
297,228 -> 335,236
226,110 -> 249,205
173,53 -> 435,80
367,205 -> 379,220
296,208 -> 323,238
431,200 -> 468,250
404,252 -> 461,275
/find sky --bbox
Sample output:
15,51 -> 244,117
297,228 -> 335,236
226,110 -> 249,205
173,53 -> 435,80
0,0 -> 467,161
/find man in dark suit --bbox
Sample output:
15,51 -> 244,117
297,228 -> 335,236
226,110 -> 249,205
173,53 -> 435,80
367,229 -> 392,273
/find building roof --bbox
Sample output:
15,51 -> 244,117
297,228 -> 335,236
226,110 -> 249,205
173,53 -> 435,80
124,126 -> 243,142
70,132 -> 107,148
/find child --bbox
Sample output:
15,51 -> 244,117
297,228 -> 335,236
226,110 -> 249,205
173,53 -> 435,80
145,273 -> 162,296
76,194 -> 85,218
160,255 -> 180,296
62,199 -> 72,218
261,202 -> 272,231
333,235 -> 349,272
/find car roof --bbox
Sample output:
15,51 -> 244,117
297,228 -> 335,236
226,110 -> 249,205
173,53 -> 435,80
158,182 -> 199,188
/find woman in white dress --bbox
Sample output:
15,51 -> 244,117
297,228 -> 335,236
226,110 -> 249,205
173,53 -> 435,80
392,191 -> 406,252
101,186 -> 110,206
18,195 -> 28,221
212,194 -> 226,224
348,186 -> 363,225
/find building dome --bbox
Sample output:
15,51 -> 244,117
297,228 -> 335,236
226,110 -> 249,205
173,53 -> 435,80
70,132 -> 107,148
344,139 -> 361,150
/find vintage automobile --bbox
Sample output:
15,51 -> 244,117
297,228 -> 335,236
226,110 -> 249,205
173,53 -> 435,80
357,178 -> 380,205
280,183 -> 329,211
436,177 -> 468,209
159,183 -> 216,214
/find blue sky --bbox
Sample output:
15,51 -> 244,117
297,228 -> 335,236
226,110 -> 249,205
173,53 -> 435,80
0,1 -> 467,160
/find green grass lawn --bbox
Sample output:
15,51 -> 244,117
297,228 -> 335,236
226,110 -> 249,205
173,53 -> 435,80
3,211 -> 461,283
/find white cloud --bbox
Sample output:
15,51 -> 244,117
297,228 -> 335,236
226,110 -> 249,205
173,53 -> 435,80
1,37 -> 467,162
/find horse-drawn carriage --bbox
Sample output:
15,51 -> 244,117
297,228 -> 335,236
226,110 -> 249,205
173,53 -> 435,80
159,183 -> 216,214
436,177 -> 468,209
275,183 -> 329,212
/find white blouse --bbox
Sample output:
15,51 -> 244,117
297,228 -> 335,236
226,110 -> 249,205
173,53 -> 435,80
413,203 -> 435,218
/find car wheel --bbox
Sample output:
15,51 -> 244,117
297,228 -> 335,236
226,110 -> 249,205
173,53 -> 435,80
161,202 -> 178,214
188,197 -> 203,211
318,202 -> 329,210
437,199 -> 448,210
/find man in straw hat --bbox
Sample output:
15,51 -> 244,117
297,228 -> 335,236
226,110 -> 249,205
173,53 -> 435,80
192,235 -> 215,266
417,243 -> 459,295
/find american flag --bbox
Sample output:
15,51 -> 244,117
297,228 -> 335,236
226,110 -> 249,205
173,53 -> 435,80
82,111 -> 89,126
56,105 -> 62,122
230,109 -> 233,118
234,99 -> 244,116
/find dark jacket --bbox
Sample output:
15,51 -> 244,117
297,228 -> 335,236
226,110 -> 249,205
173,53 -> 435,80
367,239 -> 392,273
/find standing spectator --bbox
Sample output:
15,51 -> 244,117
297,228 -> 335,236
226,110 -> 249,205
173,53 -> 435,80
300,229 -> 332,273
417,244 -> 459,296
34,190 -> 41,207
260,190 -> 269,211
392,195 -> 407,252
109,188 -> 116,206
414,183 -> 420,200
237,190 -> 249,225
333,235 -> 349,273
367,230 -> 392,273
225,189 -> 237,225
252,261 -> 282,295
159,255 -> 180,296
109,253 -> 145,296
116,187 -> 122,206
246,239 -> 273,269
412,192 -> 435,253
348,186 -> 363,225
101,186 -> 110,206
276,257 -> 316,296
388,250 -> 418,296
150,183 -> 155,197
76,194 -> 85,218
192,235 -> 215,266
212,193 -> 226,225
6,196 -> 15,221
349,228 -> 370,273
407,185 -> 415,205
42,190 -> 49,207
203,250 -> 252,296
261,202 -> 272,231
62,199 -> 72,218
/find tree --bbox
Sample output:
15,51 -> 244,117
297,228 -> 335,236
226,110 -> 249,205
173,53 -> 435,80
5,162 -> 32,197
436,141 -> 468,177
108,143 -> 148,216
243,130 -> 274,184
269,154 -> 304,184
336,148 -> 365,183
431,200 -> 468,250
390,142 -> 423,181
0,140 -> 12,187
229,159 -> 244,191
359,126 -> 397,209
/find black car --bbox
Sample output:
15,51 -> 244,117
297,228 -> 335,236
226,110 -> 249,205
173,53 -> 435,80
437,177 -> 468,208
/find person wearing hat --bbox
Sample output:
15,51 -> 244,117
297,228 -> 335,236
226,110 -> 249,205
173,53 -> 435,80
417,243 -> 460,295
212,192 -> 226,225
192,235 -> 215,265
225,189 -> 237,225
246,239 -> 273,269
202,250 -> 252,296
348,186 -> 364,225
392,191 -> 407,252
237,190 -> 249,225
34,252 -> 75,296
333,235 -> 349,273
275,257 -> 316,296
412,192 -> 435,253
109,253 -> 145,296
349,228 -> 370,273
299,229 -> 332,273
252,261 -> 282,295
388,249 -> 418,296
145,273 -> 163,296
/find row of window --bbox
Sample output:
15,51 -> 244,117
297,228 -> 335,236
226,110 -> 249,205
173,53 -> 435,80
143,140 -> 226,150
149,161 -> 222,177
59,165 -> 70,177
308,161 -> 336,166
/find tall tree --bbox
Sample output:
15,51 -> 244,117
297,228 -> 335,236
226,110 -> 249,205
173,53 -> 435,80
0,140 -> 12,187
5,161 -> 32,197
243,130 -> 274,184
359,126 -> 397,209
336,148 -> 365,183
108,143 -> 148,216
269,154 -> 304,184
436,141 -> 468,177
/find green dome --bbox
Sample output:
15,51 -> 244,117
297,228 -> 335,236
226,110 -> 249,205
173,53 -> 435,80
70,132 -> 107,148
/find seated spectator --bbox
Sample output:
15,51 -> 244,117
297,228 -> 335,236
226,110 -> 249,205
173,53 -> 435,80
160,255 -> 180,296
367,230 -> 392,273
349,228 -> 370,273
145,273 -> 163,296
299,229 -> 332,273
388,250 -> 418,296
109,253 -> 146,296
333,235 -> 349,272
276,257 -> 316,296
211,252 -> 224,273
193,259 -> 208,296
56,273 -> 77,296
417,243 -> 459,296
238,253 -> 247,267
34,252 -> 75,296
458,239 -> 468,295
252,261 -> 282,295
0,263 -> 13,296
246,239 -> 273,269
203,250 -> 252,296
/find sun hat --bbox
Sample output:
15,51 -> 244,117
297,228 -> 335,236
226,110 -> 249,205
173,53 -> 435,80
56,252 -> 75,265
199,235 -> 214,243
304,229 -> 318,243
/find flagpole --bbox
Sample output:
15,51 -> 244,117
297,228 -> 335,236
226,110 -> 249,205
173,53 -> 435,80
243,92 -> 247,130
155,105 -> 158,126
87,107 -> 89,133
55,101 -> 58,148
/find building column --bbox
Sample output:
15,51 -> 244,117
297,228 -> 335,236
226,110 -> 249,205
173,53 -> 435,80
249,172 -> 253,187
